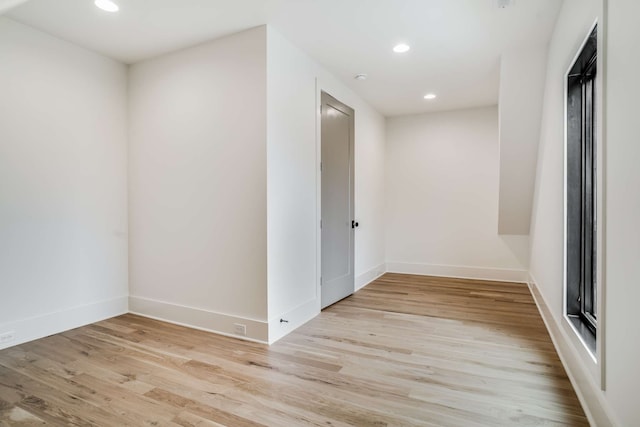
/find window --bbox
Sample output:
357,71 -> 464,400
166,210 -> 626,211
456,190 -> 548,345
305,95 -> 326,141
565,26 -> 598,353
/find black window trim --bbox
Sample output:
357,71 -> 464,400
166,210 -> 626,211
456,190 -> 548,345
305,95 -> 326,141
564,24 -> 599,357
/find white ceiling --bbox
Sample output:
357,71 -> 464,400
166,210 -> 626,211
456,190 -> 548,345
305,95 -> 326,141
4,0 -> 563,116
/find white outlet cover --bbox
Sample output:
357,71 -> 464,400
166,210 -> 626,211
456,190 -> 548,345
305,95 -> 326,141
233,324 -> 246,336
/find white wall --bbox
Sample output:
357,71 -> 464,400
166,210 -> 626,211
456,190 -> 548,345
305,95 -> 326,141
527,0 -> 604,420
385,107 -> 527,282
0,0 -> 28,14
265,28 -> 318,339
351,97 -> 386,290
527,0 -> 640,425
128,27 -> 269,341
498,46 -> 548,235
601,0 -> 640,425
127,24 -> 385,344
529,0 -> 601,345
266,27 -> 386,342
0,18 -> 128,350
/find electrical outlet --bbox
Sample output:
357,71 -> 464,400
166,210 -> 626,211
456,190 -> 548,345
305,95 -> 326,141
233,323 -> 246,336
0,331 -> 16,345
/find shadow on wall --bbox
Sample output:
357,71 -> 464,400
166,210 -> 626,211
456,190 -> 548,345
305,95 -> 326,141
500,235 -> 530,269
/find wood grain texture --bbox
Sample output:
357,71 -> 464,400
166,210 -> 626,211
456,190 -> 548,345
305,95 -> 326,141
0,273 -> 588,426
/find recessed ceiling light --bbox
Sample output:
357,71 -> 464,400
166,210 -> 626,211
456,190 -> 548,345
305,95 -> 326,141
354,74 -> 368,81
95,0 -> 119,12
393,43 -> 411,53
424,93 -> 437,100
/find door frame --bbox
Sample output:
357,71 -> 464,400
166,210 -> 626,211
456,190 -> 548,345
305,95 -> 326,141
318,89 -> 355,309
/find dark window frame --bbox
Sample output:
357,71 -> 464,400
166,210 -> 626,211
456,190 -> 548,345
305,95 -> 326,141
566,26 -> 598,352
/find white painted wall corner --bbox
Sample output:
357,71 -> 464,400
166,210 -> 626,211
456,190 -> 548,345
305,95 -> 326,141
268,298 -> 319,344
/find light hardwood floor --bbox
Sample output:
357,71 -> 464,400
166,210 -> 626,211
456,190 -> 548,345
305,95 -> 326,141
0,274 -> 588,426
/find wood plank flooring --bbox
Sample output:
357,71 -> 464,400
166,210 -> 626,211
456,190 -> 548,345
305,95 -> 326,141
0,274 -> 588,426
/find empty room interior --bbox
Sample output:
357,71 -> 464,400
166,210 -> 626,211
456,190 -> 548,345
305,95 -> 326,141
0,0 -> 638,425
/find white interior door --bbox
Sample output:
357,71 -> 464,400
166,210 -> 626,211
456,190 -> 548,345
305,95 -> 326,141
321,92 -> 355,309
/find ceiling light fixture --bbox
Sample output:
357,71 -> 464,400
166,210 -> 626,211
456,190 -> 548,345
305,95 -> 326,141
95,0 -> 119,12
424,93 -> 437,100
393,43 -> 411,53
354,74 -> 368,81
497,0 -> 514,8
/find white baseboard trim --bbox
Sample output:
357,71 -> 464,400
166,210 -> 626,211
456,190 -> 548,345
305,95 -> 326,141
386,262 -> 528,283
0,296 -> 128,351
528,277 -> 617,427
129,296 -> 268,344
268,298 -> 319,344
355,263 -> 387,291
